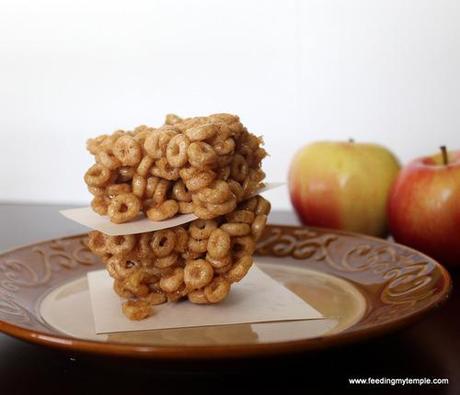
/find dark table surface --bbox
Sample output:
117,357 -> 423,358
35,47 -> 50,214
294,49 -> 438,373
0,204 -> 458,395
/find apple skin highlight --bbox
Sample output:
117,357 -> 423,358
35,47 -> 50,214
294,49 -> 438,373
389,151 -> 460,267
289,173 -> 342,230
288,141 -> 400,237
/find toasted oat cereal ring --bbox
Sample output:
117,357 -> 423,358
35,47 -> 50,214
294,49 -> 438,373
192,192 -> 235,210
178,201 -> 194,214
184,259 -> 214,290
185,123 -> 218,141
142,199 -> 155,211
140,265 -> 161,280
144,129 -> 176,159
153,179 -> 170,204
113,280 -> 134,298
142,291 -> 167,305
207,229 -> 231,259
113,135 -> 142,166
171,180 -> 191,202
225,255 -> 253,283
132,174 -> 146,198
231,236 -> 256,258
238,196 -> 258,211
216,154 -> 233,168
220,222 -> 251,236
122,300 -> 153,321
144,130 -> 163,159
181,250 -> 204,261
188,289 -> 209,304
91,196 -> 109,215
133,124 -> 150,134
88,185 -> 105,196
154,253 -> 178,268
106,258 -> 127,279
227,180 -> 244,202
136,155 -> 155,177
179,166 -> 196,181
165,113 -> 182,125
187,142 -> 217,168
166,283 -> 188,302
183,169 -> 216,192
204,276 -> 230,303
124,270 -> 150,297
146,199 -> 178,221
195,180 -> 232,204
117,166 -> 135,182
135,233 -> 154,259
214,262 -> 233,274
106,183 -> 131,197
84,164 -> 112,187
100,130 -> 124,152
255,196 -> 271,215
87,231 -> 109,256
106,234 -> 136,256
238,144 -> 252,161
86,135 -> 108,155
249,168 -> 266,183
145,176 -> 160,198
205,253 -> 232,269
146,266 -> 171,278
209,113 -> 239,124
242,177 -> 262,199
151,158 -> 180,180
207,125 -> 232,147
188,237 -> 208,254
192,205 -> 215,220
217,166 -> 231,180
231,154 -> 249,182
179,116 -> 208,131
253,147 -> 267,165
106,256 -> 139,279
96,150 -> 121,170
150,229 -> 176,258
213,137 -> 235,156
189,219 -> 218,240
228,121 -> 244,135
166,134 -> 190,168
160,267 -> 184,293
107,193 -> 141,223
199,195 -> 237,218
225,209 -> 255,224
252,214 -> 268,240
174,227 -> 189,253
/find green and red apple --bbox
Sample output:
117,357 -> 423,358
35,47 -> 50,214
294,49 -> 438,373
389,147 -> 460,267
289,141 -> 400,237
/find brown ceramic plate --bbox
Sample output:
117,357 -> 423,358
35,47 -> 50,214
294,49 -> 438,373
0,225 -> 451,359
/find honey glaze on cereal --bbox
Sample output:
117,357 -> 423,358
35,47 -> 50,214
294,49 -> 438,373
84,114 -> 267,224
83,114 -> 270,320
86,196 -> 271,319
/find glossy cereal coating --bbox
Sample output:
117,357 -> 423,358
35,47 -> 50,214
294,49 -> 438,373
86,195 -> 271,320
84,114 -> 267,223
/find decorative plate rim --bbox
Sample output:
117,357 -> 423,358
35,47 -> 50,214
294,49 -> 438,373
0,225 -> 452,360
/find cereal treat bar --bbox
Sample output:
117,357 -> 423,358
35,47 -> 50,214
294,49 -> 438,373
87,195 -> 271,320
84,113 -> 267,223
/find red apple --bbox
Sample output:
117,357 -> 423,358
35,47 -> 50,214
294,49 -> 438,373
389,147 -> 460,266
289,140 -> 400,237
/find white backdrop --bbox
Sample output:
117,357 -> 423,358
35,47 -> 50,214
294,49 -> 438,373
1,0 -> 459,209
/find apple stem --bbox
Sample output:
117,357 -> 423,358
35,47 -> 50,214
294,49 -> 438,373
349,138 -> 355,143
440,145 -> 449,165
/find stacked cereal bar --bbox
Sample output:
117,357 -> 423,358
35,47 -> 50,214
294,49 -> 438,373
84,114 -> 270,320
